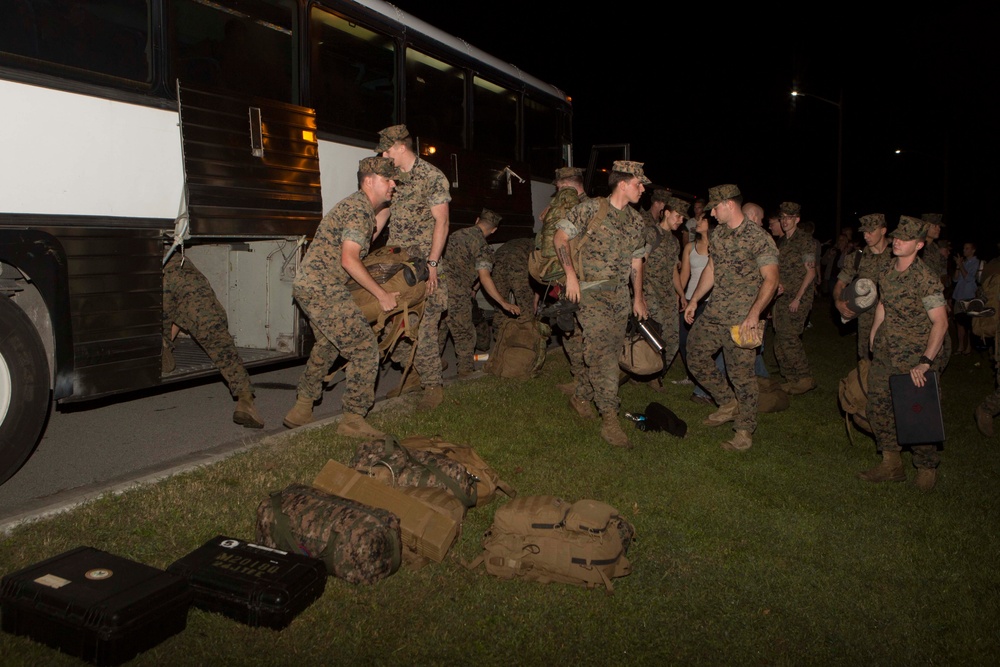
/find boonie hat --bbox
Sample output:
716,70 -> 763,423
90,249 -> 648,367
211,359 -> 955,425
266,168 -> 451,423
611,160 -> 652,185
705,184 -> 741,210
890,215 -> 929,241
376,124 -> 410,153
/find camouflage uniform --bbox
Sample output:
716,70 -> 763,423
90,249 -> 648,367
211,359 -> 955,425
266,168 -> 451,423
541,186 -> 587,380
441,225 -> 494,374
387,157 -> 452,387
641,225 -> 681,361
837,244 -> 895,359
922,239 -> 945,284
557,197 -> 646,416
688,220 -> 778,433
163,253 -> 251,397
293,190 -> 379,416
773,228 -> 816,382
868,257 -> 950,467
492,236 -> 536,311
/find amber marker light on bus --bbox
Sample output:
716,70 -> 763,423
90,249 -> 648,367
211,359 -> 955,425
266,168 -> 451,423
302,130 -> 315,143
421,145 -> 437,156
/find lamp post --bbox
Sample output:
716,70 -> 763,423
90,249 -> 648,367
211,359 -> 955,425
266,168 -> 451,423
791,88 -> 844,239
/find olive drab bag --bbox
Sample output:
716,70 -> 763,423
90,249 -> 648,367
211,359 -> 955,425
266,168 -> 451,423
484,315 -> 550,380
349,435 -> 478,508
838,358 -> 873,443
971,272 -> 1000,342
528,198 -> 610,285
467,495 -> 635,594
619,316 -> 665,377
400,435 -> 517,507
255,483 -> 402,585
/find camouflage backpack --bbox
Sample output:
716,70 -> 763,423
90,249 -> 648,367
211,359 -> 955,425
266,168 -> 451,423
468,495 -> 635,594
255,483 -> 402,585
838,358 -> 872,443
484,315 -> 550,380
400,435 -> 517,507
350,435 -> 478,508
528,198 -> 610,285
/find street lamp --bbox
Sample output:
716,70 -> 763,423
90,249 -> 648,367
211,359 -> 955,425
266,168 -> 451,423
791,87 -> 844,239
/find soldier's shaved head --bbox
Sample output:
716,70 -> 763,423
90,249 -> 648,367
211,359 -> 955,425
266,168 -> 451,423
742,202 -> 764,225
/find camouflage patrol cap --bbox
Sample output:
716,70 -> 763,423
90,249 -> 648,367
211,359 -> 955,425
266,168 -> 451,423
650,189 -> 672,203
890,215 -> 928,241
376,124 -> 410,153
611,160 -> 651,185
553,166 -> 585,183
478,208 -> 502,227
921,212 -> 945,228
779,201 -> 802,216
665,196 -> 690,217
705,184 -> 741,210
858,213 -> 886,232
359,156 -> 400,180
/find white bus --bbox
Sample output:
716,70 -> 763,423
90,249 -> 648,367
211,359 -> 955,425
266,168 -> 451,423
0,0 -> 573,484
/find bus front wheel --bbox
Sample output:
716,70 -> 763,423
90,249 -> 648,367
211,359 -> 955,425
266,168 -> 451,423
0,297 -> 50,486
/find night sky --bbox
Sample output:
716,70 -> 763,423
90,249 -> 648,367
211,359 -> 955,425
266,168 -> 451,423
389,2 -> 997,252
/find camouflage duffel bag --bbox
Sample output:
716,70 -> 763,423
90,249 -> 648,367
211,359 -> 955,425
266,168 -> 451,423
350,435 -> 478,508
256,483 -> 402,585
400,435 -> 516,507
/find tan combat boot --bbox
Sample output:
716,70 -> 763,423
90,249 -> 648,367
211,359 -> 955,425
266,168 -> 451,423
703,400 -> 739,427
975,404 -> 994,437
568,395 -> 596,419
914,467 -> 938,492
600,415 -> 632,449
857,450 -> 906,483
416,385 -> 444,411
282,395 -> 314,429
387,369 -> 422,398
233,391 -> 264,429
721,429 -> 753,452
337,413 -> 384,439
781,377 -> 817,395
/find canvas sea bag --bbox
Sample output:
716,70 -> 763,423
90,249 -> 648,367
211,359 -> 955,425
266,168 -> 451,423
468,495 -> 635,594
255,483 -> 402,585
400,435 -> 517,507
484,315 -> 550,380
838,358 -> 872,443
349,435 -> 478,508
619,315 -> 665,377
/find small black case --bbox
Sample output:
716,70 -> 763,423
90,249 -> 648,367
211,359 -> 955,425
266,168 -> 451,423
1,546 -> 192,666
167,535 -> 326,630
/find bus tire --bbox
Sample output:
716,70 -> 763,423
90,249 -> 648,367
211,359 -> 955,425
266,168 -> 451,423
0,296 -> 50,486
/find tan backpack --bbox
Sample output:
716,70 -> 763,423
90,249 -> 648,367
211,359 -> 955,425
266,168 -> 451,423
838,359 -> 872,443
400,435 -> 517,507
528,198 -> 610,285
347,245 -> 427,359
484,315 -> 551,380
467,495 -> 635,594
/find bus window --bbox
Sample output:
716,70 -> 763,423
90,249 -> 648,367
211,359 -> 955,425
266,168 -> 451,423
309,7 -> 396,139
473,76 -> 517,161
405,48 -> 464,148
0,0 -> 150,84
168,0 -> 295,103
524,95 -> 568,179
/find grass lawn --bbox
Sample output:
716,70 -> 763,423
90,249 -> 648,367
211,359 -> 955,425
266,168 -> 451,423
2,299 -> 999,666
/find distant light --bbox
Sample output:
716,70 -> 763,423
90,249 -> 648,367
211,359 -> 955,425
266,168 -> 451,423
422,145 -> 437,156
895,149 -> 902,154
791,90 -> 800,97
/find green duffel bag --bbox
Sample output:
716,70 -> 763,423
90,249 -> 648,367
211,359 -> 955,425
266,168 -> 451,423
256,483 -> 401,585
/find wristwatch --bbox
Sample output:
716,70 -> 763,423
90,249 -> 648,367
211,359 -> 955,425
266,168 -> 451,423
427,259 -> 439,268
918,355 -> 933,366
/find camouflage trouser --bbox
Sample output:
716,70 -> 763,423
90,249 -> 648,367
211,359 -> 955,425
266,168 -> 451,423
573,286 -> 630,417
646,290 -> 680,369
562,328 -> 585,379
867,346 -> 944,468
687,317 -> 759,432
393,281 -> 447,388
163,258 -> 250,398
856,309 -> 876,360
441,280 -> 476,374
772,293 -> 813,381
493,265 -> 535,313
293,284 -> 378,416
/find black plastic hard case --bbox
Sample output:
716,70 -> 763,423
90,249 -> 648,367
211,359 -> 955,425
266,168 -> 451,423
167,535 -> 326,630
0,546 -> 192,666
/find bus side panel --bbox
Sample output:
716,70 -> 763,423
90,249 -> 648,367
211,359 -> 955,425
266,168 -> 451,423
44,228 -> 163,402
